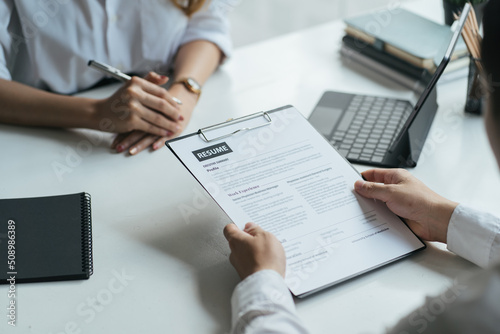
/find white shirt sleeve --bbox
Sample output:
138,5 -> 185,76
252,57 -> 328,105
0,0 -> 13,80
447,204 -> 500,268
180,0 -> 237,59
231,270 -> 310,334
233,267 -> 500,334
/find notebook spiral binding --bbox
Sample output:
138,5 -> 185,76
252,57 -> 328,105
80,193 -> 94,277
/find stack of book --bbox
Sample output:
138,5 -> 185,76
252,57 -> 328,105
341,9 -> 470,90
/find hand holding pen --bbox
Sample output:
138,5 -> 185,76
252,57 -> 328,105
88,60 -> 185,144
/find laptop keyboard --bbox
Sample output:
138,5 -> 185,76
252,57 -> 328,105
329,95 -> 412,164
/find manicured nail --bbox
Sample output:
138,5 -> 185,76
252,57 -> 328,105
116,145 -> 124,153
178,115 -> 184,121
129,147 -> 138,155
160,75 -> 167,79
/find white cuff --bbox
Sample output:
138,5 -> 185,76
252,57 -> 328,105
231,270 -> 298,332
447,204 -> 500,268
0,0 -> 13,80
0,65 -> 11,80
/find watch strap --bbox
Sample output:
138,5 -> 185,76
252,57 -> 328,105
172,77 -> 202,95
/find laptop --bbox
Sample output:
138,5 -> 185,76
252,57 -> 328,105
308,5 -> 470,168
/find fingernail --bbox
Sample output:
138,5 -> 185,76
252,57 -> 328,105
244,222 -> 256,231
160,75 -> 168,79
116,145 -> 124,153
175,125 -> 181,131
354,180 -> 364,190
129,147 -> 138,155
178,115 -> 184,121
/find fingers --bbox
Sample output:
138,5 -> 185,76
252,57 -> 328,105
244,222 -> 257,231
128,134 -> 160,155
224,222 -> 285,280
243,222 -> 264,236
361,168 -> 409,184
113,131 -> 147,154
140,87 -> 182,120
153,137 -> 168,150
112,131 -> 168,155
133,104 -> 179,136
130,77 -> 183,121
100,73 -> 186,138
354,179 -> 393,202
111,133 -> 128,150
143,72 -> 169,86
223,222 -> 260,242
223,223 -> 242,242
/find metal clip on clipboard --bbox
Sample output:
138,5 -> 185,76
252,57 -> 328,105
198,111 -> 273,142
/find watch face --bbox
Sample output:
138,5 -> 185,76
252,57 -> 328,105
187,78 -> 201,90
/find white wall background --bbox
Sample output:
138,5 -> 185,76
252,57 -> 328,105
228,0 -> 413,47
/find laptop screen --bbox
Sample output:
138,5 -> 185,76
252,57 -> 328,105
389,4 -> 470,153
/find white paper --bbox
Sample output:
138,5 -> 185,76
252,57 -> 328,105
167,106 -> 424,296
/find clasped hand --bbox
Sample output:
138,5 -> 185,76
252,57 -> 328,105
92,72 -> 185,154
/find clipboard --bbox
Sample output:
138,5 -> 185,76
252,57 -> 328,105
167,106 -> 289,144
166,105 -> 425,297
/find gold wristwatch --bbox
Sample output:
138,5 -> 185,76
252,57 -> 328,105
172,77 -> 202,96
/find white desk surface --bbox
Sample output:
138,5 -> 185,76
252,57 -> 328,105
1,0 -> 498,333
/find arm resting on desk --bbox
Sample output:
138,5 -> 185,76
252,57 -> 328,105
0,79 -> 96,129
169,39 -> 223,124
0,77 -> 183,137
173,40 -> 223,84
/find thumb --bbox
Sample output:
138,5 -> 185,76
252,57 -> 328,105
354,180 -> 391,202
223,223 -> 249,242
243,222 -> 264,237
144,71 -> 169,85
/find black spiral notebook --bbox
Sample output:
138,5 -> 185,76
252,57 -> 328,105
0,192 -> 93,283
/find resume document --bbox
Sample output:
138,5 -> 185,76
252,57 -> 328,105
167,106 -> 425,297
